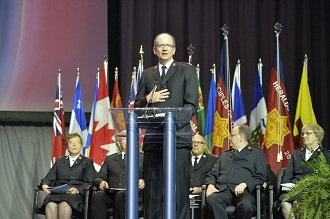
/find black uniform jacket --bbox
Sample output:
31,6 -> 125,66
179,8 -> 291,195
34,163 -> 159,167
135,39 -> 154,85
190,153 -> 218,188
93,152 -> 144,189
205,145 -> 266,194
282,146 -> 330,184
40,155 -> 95,211
134,61 -> 199,150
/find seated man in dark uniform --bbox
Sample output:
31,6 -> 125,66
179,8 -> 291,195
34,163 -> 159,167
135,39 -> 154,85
91,130 -> 144,219
190,134 -> 218,197
190,134 -> 218,218
205,125 -> 266,219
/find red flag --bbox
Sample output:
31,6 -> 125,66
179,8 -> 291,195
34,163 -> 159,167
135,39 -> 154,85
264,45 -> 295,173
212,36 -> 231,156
110,68 -> 126,133
51,71 -> 66,166
89,60 -> 117,171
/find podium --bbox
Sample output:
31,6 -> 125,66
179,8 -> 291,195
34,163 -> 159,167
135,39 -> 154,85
110,107 -> 192,219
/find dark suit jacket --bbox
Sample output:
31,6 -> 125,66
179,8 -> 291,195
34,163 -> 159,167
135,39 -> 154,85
40,155 -> 95,211
282,147 -> 330,184
134,61 -> 199,150
93,152 -> 144,189
190,153 -> 218,188
41,155 -> 95,195
205,145 -> 266,194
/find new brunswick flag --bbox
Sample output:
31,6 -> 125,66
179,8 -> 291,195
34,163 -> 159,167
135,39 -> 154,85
293,55 -> 317,147
264,44 -> 295,173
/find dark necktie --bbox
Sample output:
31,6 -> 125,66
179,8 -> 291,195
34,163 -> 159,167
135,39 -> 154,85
161,66 -> 166,80
193,157 -> 198,167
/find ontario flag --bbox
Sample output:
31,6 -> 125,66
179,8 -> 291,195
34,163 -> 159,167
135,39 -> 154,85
293,55 -> 317,147
110,68 -> 126,133
264,41 -> 295,173
212,36 -> 231,156
231,60 -> 247,126
249,60 -> 267,148
51,71 -> 66,166
89,59 -> 118,171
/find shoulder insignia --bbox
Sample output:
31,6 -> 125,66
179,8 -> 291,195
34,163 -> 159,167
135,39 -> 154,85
179,62 -> 191,65
144,65 -> 157,71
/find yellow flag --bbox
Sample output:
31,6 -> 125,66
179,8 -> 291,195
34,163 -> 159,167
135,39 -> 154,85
293,56 -> 317,147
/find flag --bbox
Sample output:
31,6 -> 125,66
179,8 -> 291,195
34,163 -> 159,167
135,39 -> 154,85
212,36 -> 231,156
85,72 -> 99,157
51,71 -> 66,166
264,40 -> 295,173
69,72 -> 88,155
196,64 -> 206,137
293,55 -> 317,147
231,61 -> 247,126
188,56 -> 199,135
249,61 -> 267,148
89,60 -> 117,171
204,65 -> 217,152
128,68 -> 137,108
136,59 -> 143,92
110,68 -> 126,133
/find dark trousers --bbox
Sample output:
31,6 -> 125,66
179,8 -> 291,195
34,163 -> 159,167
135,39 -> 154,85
143,147 -> 191,219
206,188 -> 256,219
92,190 -> 125,219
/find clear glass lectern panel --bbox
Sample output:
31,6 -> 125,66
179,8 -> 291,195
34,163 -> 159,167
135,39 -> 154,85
109,107 -> 193,144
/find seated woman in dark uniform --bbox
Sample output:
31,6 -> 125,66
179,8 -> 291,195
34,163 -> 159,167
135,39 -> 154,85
280,124 -> 330,219
40,133 -> 95,219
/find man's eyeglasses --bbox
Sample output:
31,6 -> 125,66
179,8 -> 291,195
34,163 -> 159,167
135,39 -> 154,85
192,141 -> 205,145
155,44 -> 175,49
301,131 -> 315,137
68,140 -> 81,145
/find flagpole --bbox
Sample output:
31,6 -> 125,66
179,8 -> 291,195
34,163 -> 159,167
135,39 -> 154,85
139,45 -> 144,63
187,44 -> 195,64
221,24 -> 232,150
274,22 -> 283,162
258,58 -> 263,84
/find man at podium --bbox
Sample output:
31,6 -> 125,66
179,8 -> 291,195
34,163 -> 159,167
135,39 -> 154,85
134,32 -> 199,219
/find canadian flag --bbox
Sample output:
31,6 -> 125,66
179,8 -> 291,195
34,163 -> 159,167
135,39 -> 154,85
89,59 -> 118,171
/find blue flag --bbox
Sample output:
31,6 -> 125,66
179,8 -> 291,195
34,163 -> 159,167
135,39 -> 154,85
69,74 -> 87,155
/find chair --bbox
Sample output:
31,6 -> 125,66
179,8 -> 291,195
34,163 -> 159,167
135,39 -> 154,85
269,167 -> 286,219
201,184 -> 262,219
90,186 -> 144,218
33,185 -> 91,219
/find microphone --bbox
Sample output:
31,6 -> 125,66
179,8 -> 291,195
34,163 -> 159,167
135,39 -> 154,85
147,82 -> 158,106
144,82 -> 158,118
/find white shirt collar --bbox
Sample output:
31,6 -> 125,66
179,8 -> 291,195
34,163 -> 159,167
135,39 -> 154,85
158,59 -> 174,73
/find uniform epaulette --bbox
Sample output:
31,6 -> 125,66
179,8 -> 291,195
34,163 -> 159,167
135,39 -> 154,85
225,149 -> 235,153
144,65 -> 158,71
247,146 -> 255,151
180,62 -> 191,65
